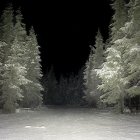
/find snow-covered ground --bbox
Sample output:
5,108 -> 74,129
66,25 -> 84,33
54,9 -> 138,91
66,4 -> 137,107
0,106 -> 140,140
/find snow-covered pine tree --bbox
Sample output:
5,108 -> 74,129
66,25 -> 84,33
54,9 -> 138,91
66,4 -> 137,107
2,37 -> 29,113
96,0 -> 129,113
120,0 -> 140,99
0,5 -> 27,113
91,30 -> 104,108
0,4 -> 15,107
20,27 -> 43,108
110,0 -> 128,42
83,45 -> 96,106
106,0 -> 140,111
97,37 -> 130,113
103,0 -> 128,58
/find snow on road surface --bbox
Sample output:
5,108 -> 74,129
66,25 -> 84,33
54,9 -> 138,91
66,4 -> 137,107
0,107 -> 140,140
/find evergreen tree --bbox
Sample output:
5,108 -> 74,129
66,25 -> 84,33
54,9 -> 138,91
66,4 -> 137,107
96,39 -> 129,113
44,67 -> 58,105
84,30 -> 104,107
0,5 -> 28,113
110,0 -> 140,110
95,0 -> 129,113
0,4 -> 14,107
2,37 -> 29,113
91,30 -> 104,107
110,0 -> 128,42
83,45 -> 96,106
120,0 -> 140,98
20,27 -> 43,108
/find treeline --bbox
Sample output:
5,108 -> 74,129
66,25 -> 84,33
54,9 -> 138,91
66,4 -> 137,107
84,0 -> 140,113
42,67 -> 86,106
0,5 -> 43,113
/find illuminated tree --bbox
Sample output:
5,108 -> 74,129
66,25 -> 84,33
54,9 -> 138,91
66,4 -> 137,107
20,28 -> 43,108
2,37 -> 29,113
90,30 -> 104,107
96,0 -> 140,113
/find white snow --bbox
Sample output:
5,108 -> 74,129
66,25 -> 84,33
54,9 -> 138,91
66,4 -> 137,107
0,107 -> 140,140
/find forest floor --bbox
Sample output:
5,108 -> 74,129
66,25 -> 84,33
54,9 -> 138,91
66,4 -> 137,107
0,106 -> 140,140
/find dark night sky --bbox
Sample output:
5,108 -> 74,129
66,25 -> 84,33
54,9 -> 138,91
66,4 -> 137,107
0,0 -> 112,78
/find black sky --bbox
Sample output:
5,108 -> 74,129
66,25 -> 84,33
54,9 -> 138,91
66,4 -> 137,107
0,0 -> 112,78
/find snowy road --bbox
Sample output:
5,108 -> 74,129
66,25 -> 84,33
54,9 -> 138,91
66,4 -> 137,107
0,107 -> 140,140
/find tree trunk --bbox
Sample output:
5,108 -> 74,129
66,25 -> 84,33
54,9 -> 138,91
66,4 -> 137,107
118,93 -> 124,114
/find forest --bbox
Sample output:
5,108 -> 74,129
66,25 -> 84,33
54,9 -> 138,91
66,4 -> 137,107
0,0 -> 140,140
0,0 -> 140,115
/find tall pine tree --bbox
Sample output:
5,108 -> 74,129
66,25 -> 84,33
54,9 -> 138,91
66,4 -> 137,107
20,27 -> 43,108
110,0 -> 128,42
96,0 -> 129,113
2,37 -> 29,113
83,45 -> 96,106
91,30 -> 104,107
0,4 -> 15,108
119,0 -> 140,99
